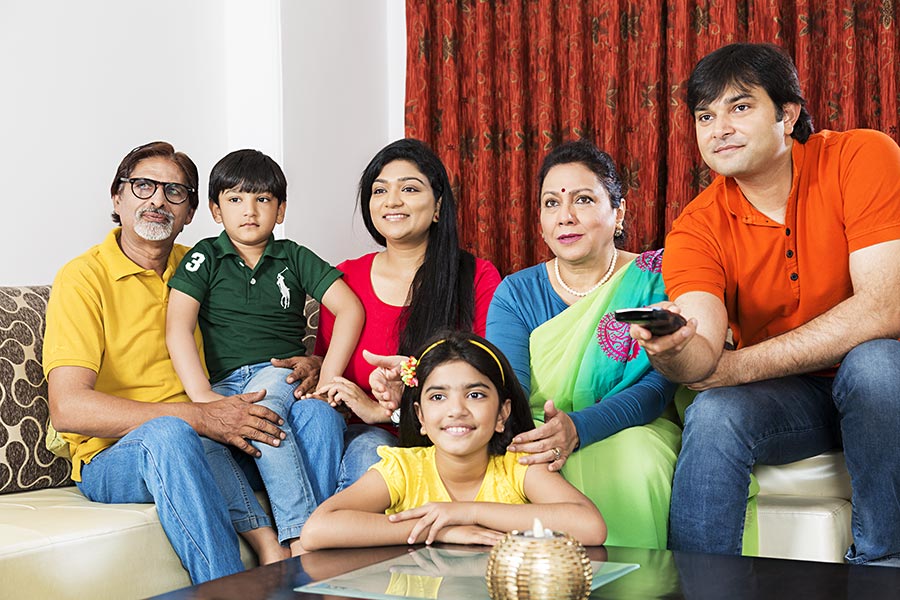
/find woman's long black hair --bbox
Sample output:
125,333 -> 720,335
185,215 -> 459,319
399,331 -> 535,454
358,139 -> 476,355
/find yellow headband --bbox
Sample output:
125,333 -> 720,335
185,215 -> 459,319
417,339 -> 506,386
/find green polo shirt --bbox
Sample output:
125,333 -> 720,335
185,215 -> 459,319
169,232 -> 341,383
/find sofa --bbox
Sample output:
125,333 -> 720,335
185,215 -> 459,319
0,285 -> 319,599
0,285 -> 853,599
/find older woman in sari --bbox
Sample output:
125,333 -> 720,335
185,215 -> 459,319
485,140 -> 681,550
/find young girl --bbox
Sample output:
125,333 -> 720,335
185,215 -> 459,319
300,332 -> 607,550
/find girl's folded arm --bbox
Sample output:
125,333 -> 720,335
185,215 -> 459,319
511,465 -> 606,545
390,467 -> 606,546
300,470 -> 419,550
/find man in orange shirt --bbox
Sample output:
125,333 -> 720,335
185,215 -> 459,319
634,43 -> 900,565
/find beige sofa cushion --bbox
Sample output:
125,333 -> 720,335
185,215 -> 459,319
753,450 -> 853,563
0,487 -> 260,599
754,450 -> 852,499
757,495 -> 853,563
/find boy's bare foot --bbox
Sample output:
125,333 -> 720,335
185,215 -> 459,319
241,526 -> 290,565
258,544 -> 291,565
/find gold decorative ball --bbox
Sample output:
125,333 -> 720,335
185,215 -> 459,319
485,529 -> 592,600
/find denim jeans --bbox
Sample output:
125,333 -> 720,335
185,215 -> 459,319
339,424 -> 399,490
212,362 -> 316,543
76,416 -> 271,583
285,397 -> 346,503
288,400 -> 398,500
669,339 -> 900,565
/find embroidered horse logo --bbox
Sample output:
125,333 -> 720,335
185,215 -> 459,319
276,268 -> 291,309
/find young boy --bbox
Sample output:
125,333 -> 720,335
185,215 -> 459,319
166,149 -> 364,559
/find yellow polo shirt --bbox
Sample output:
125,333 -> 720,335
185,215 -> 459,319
44,228 -> 202,481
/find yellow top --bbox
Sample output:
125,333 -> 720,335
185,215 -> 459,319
370,446 -> 529,513
43,228 -> 201,480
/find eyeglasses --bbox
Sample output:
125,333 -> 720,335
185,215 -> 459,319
119,177 -> 195,205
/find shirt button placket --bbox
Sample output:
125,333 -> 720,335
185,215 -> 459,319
784,227 -> 800,289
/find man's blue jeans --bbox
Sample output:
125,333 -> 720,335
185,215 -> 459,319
669,339 -> 900,565
77,416 -> 270,583
288,399 -> 398,500
212,362 -> 322,544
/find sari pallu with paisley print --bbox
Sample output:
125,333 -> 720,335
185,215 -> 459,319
528,250 -> 683,551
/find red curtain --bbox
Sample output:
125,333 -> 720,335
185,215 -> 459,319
405,1 -> 900,276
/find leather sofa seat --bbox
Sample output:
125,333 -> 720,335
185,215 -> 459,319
0,487 -> 261,599
754,450 -> 853,563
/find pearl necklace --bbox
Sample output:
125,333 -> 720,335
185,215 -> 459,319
554,248 -> 618,298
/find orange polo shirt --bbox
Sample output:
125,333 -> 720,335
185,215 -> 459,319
663,129 -> 900,351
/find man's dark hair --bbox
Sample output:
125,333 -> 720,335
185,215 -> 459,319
358,138 -> 476,356
209,149 -> 287,205
687,43 -> 814,143
110,141 -> 199,224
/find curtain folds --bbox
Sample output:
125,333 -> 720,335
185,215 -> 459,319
405,1 -> 900,275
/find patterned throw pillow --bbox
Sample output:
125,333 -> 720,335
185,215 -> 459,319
303,294 -> 320,355
0,286 -> 73,494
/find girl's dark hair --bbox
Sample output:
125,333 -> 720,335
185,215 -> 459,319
358,139 -> 475,354
537,139 -> 626,245
399,330 -> 535,455
687,43 -> 814,143
208,149 -> 287,205
110,141 -> 199,224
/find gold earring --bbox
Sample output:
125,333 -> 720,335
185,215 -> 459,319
420,426 -> 427,435
614,224 -> 624,237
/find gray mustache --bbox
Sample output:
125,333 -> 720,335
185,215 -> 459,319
137,207 -> 175,223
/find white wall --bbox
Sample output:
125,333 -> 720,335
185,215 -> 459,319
0,0 -> 405,285
281,0 -> 405,262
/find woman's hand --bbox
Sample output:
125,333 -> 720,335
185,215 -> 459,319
313,377 -> 392,424
389,502 -> 479,545
506,399 -> 579,471
364,350 -> 405,411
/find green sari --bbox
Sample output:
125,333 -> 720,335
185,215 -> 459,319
529,252 -> 681,550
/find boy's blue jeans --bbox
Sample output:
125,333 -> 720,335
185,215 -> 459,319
211,362 -> 395,543
76,416 -> 269,583
669,339 -> 900,565
212,362 -> 324,544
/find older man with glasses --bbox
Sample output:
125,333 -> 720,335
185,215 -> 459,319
43,141 -> 322,583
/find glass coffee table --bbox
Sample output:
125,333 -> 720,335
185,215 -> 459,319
150,544 -> 900,600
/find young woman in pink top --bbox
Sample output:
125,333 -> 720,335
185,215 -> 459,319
289,139 -> 501,541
